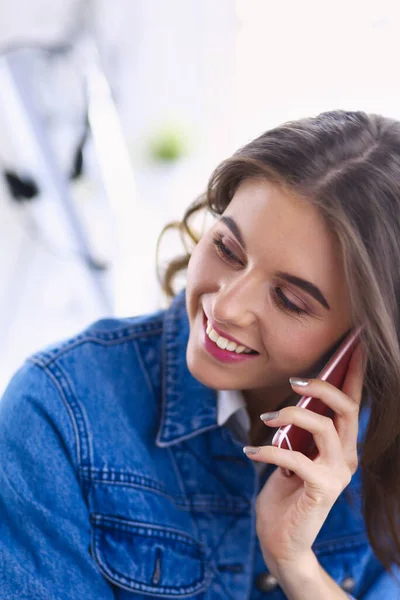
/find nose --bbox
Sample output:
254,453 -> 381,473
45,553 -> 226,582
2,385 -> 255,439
211,274 -> 264,329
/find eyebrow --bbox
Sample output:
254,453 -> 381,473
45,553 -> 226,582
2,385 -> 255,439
276,272 -> 330,310
220,216 -> 247,249
220,215 -> 331,310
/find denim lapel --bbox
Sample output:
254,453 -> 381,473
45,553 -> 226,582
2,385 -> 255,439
156,290 -> 218,447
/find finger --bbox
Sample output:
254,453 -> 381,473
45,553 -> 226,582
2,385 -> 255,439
260,406 -> 344,467
243,446 -> 350,499
244,443 -> 316,475
289,377 -> 359,472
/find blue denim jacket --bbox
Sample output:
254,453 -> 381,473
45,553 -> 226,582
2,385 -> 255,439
1,290 -> 399,599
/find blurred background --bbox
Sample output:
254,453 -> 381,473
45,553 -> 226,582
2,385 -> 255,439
0,0 -> 399,393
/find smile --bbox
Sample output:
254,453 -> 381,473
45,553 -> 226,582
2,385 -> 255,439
205,320 -> 255,354
202,312 -> 259,364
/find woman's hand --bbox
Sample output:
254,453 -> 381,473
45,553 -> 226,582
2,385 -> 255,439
244,343 -> 366,579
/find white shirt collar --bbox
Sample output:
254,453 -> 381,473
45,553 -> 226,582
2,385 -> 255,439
217,388 -> 251,436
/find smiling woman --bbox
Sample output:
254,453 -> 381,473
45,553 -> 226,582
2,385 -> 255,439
157,110 -> 400,594
2,109 -> 400,599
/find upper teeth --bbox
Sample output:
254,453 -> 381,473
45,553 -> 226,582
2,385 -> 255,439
206,321 -> 253,354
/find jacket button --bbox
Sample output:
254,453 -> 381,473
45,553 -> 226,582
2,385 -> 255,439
341,576 -> 355,592
256,572 -> 279,592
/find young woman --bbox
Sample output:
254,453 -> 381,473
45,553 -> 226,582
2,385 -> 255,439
1,110 -> 399,599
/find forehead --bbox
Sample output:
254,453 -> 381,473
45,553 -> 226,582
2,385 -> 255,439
226,179 -> 335,251
223,178 -> 347,303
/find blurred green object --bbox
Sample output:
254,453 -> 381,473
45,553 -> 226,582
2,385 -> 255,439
148,124 -> 189,162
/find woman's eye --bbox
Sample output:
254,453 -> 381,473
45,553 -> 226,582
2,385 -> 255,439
274,287 -> 307,316
212,235 -> 308,317
212,234 -> 243,266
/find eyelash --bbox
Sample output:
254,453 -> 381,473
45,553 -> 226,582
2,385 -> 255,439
212,233 -> 308,316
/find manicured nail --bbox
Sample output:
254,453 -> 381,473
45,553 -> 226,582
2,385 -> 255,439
260,410 -> 280,421
243,446 -> 261,455
289,377 -> 310,387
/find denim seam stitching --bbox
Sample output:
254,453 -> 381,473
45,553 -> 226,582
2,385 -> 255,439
168,445 -> 190,498
81,463 -> 249,509
168,444 -> 200,539
313,533 -> 368,554
31,359 -> 93,490
32,328 -> 164,368
132,338 -> 156,398
92,515 -> 204,547
81,466 -> 173,499
158,291 -> 191,440
87,481 -> 247,512
156,303 -> 176,445
91,526 -> 210,596
49,360 -> 93,469
92,513 -> 211,558
83,318 -> 164,338
84,468 -> 248,511
27,361 -> 83,471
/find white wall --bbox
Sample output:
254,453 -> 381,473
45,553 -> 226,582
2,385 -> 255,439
234,0 -> 400,146
0,0 -> 237,392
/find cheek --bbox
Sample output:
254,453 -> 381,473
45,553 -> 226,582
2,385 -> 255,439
267,330 -> 326,374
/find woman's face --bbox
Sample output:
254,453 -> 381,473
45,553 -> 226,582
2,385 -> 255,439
185,178 -> 353,400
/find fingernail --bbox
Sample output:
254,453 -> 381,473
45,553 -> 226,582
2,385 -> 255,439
243,446 -> 261,455
289,377 -> 310,387
260,410 -> 280,421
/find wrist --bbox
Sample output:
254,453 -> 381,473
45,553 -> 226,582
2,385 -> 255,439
275,551 -> 321,586
274,553 -> 351,600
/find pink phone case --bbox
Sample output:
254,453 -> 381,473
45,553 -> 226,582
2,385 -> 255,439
271,326 -> 362,476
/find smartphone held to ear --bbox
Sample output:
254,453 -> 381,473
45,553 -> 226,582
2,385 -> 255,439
271,327 -> 362,476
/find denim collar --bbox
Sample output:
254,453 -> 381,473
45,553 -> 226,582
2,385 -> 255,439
156,290 -> 218,447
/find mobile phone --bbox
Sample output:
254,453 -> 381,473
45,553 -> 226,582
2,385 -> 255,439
271,326 -> 362,476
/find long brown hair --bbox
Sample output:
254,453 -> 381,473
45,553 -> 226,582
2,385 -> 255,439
157,110 -> 400,574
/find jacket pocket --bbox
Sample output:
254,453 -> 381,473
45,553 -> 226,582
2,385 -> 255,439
90,513 -> 213,597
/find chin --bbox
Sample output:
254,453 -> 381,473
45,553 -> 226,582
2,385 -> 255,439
185,341 -> 257,391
